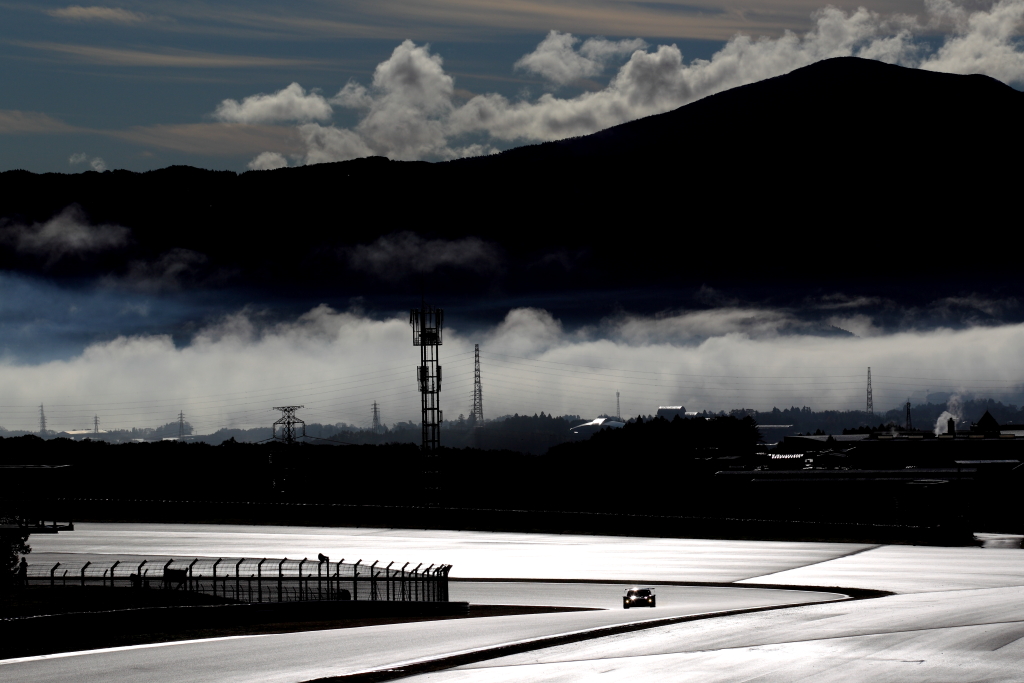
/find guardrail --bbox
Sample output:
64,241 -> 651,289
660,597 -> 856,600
23,557 -> 452,603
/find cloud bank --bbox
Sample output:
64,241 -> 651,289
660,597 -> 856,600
0,205 -> 128,262
4,304 -> 1024,433
237,0 -> 1024,166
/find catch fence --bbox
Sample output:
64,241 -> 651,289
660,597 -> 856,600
23,557 -> 452,603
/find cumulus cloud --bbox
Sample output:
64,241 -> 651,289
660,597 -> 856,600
513,31 -> 648,85
256,0 -> 1022,164
69,152 -> 107,171
0,205 -> 129,262
46,6 -> 148,23
346,232 -> 501,280
5,304 -> 1024,433
213,82 -> 333,124
247,151 -> 288,170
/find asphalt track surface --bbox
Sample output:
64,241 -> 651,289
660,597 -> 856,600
7,524 -> 1024,682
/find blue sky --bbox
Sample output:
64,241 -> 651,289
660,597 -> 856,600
3,0 -> 1021,173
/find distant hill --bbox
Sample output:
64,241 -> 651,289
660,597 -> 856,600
2,58 -> 1021,300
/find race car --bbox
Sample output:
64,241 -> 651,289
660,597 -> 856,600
623,587 -> 656,608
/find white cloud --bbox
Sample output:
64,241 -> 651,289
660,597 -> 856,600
281,0 -> 1024,163
68,152 -> 106,171
213,82 -> 333,124
247,151 -> 288,170
4,304 -> 1024,433
513,31 -> 648,86
0,205 -> 129,261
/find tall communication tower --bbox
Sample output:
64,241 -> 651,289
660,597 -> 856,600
410,303 -> 443,450
905,400 -> 913,430
471,344 -> 483,423
94,415 -> 99,434
371,401 -> 384,435
616,391 -> 621,421
272,406 -> 306,444
178,411 -> 185,439
39,404 -> 47,435
866,367 -> 874,415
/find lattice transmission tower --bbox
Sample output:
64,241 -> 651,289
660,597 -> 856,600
371,401 -> 384,435
178,411 -> 185,439
471,344 -> 483,423
866,367 -> 873,415
94,415 -> 99,434
272,406 -> 306,444
616,391 -> 621,421
905,400 -> 912,430
39,404 -> 47,435
411,303 -> 443,450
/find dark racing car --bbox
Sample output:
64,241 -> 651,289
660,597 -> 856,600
623,587 -> 656,608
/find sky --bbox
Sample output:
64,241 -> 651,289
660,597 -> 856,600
1,0 -> 1022,173
1,0 -> 1024,434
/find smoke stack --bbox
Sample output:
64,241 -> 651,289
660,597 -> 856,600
947,416 -> 955,436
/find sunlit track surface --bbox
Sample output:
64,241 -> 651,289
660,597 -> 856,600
10,523 -> 1024,683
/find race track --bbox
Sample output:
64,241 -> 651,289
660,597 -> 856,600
5,523 -> 1023,682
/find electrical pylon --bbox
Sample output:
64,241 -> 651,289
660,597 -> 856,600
94,415 -> 99,434
471,344 -> 483,423
866,367 -> 873,415
39,404 -> 47,435
616,391 -> 621,421
178,411 -> 185,439
272,406 -> 306,444
371,401 -> 384,435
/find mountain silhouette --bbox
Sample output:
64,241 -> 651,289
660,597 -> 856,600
1,57 -> 1020,301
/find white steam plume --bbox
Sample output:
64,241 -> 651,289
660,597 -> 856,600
241,0 -> 1024,165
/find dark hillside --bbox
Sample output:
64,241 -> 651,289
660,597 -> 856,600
2,58 -> 1021,302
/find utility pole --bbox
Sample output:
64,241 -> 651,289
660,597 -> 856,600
178,411 -> 185,439
471,344 -> 483,424
272,406 -> 306,444
616,391 -> 621,421
94,415 -> 99,434
371,401 -> 383,435
866,367 -> 873,415
39,404 -> 47,435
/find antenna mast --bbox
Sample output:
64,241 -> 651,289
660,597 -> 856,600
905,400 -> 912,431
616,391 -> 621,421
471,344 -> 483,423
410,303 -> 443,450
39,404 -> 47,435
178,411 -> 185,439
94,415 -> 99,434
866,367 -> 873,415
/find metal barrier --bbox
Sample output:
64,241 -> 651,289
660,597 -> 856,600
23,557 -> 452,603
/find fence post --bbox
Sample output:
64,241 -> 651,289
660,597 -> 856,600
187,559 -> 198,593
258,558 -> 266,602
317,561 -> 323,601
335,560 -> 343,600
298,558 -> 307,601
353,560 -> 361,601
135,560 -> 147,590
50,562 -> 60,587
212,559 -> 221,598
278,558 -> 287,603
110,560 -> 120,587
80,561 -> 90,587
412,564 -> 421,601
236,558 -> 244,601
370,561 -> 379,601
423,564 -> 434,602
401,562 -> 409,601
385,562 -> 394,601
